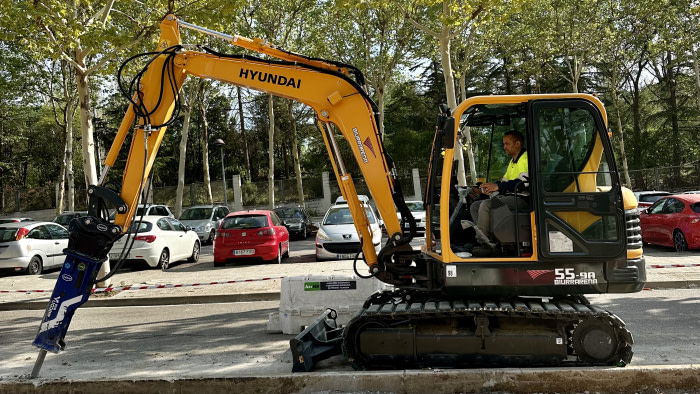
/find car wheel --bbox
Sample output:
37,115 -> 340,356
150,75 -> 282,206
158,248 -> 170,271
188,241 -> 200,263
26,256 -> 43,275
207,230 -> 216,245
673,230 -> 688,252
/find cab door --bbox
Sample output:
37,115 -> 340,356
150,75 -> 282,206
530,99 -> 625,260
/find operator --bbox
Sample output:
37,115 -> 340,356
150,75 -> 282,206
470,130 -> 529,254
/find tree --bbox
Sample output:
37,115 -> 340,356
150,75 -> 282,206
402,0 -> 506,184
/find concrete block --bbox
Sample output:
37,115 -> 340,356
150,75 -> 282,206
270,275 -> 391,334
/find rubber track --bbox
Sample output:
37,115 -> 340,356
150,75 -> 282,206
343,292 -> 634,370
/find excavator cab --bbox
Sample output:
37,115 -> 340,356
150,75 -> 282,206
424,95 -> 645,296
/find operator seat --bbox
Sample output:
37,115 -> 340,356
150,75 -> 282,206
490,180 -> 532,255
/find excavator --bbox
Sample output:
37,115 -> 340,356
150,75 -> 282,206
31,15 -> 646,376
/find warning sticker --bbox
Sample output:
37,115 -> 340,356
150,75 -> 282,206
304,281 -> 357,291
446,265 -> 457,278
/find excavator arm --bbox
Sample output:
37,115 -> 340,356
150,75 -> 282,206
108,15 -> 413,270
31,14 -> 418,376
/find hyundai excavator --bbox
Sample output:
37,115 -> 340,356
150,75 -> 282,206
31,15 -> 645,377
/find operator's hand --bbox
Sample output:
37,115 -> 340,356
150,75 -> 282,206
480,182 -> 499,194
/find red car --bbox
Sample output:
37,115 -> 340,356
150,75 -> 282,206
213,210 -> 290,266
640,194 -> 700,251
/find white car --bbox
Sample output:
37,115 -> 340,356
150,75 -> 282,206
633,191 -> 671,210
315,203 -> 382,261
108,216 -> 200,270
398,200 -> 426,235
0,221 -> 69,275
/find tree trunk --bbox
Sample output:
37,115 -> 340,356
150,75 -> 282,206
437,12 -> 470,185
198,80 -> 213,204
175,88 -> 195,217
237,86 -> 252,180
610,69 -> 632,187
66,107 -> 75,211
75,68 -> 98,188
694,47 -> 700,111
268,95 -> 275,209
287,101 -> 305,206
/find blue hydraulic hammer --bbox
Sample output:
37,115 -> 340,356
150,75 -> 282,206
30,186 -> 126,378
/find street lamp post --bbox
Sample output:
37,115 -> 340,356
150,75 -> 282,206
213,139 -> 228,208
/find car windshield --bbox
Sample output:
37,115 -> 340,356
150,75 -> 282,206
0,228 -> 19,242
180,208 -> 213,220
222,215 -> 268,229
406,202 -> 424,212
54,214 -> 74,225
275,208 -> 302,218
324,206 -> 376,225
639,194 -> 669,203
127,221 -> 153,234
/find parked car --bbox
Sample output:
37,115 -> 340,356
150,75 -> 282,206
53,211 -> 88,228
640,194 -> 700,251
274,206 -> 314,240
109,203 -> 174,221
634,191 -> 672,210
107,216 -> 200,270
179,204 -> 230,245
315,202 -> 382,261
398,200 -> 426,235
213,210 -> 289,266
0,218 -> 33,224
683,190 -> 700,194
0,221 -> 69,275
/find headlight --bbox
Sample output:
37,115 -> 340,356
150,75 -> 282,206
316,228 -> 331,241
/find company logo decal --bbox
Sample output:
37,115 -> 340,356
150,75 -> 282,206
61,274 -> 73,282
239,68 -> 301,88
363,137 -> 377,159
527,270 -> 553,280
352,128 -> 368,163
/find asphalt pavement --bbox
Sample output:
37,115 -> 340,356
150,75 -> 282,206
1,241 -> 700,393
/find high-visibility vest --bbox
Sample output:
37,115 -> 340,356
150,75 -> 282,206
503,151 -> 528,181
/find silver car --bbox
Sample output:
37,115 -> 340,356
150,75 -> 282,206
0,221 -> 69,275
398,200 -> 426,235
179,205 -> 230,244
315,204 -> 382,261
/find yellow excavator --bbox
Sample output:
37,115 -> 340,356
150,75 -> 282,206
32,15 -> 645,376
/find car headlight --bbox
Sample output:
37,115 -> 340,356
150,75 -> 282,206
316,228 -> 331,241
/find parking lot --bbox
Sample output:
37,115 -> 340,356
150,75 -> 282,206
1,236 -> 699,302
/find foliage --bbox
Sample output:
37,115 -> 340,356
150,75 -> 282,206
1,0 -> 700,207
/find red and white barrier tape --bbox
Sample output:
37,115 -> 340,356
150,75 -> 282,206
3,264 -> 700,294
649,264 -> 700,269
0,276 -> 286,294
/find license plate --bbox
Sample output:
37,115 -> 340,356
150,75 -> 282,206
337,253 -> 355,259
233,249 -> 255,256
109,253 -> 124,260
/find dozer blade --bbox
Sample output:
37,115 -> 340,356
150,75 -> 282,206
290,308 -> 344,372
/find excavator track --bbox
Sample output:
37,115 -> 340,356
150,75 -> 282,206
342,290 -> 633,370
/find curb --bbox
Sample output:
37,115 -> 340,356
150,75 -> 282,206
2,281 -> 699,312
2,366 -> 699,394
0,292 -> 281,311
